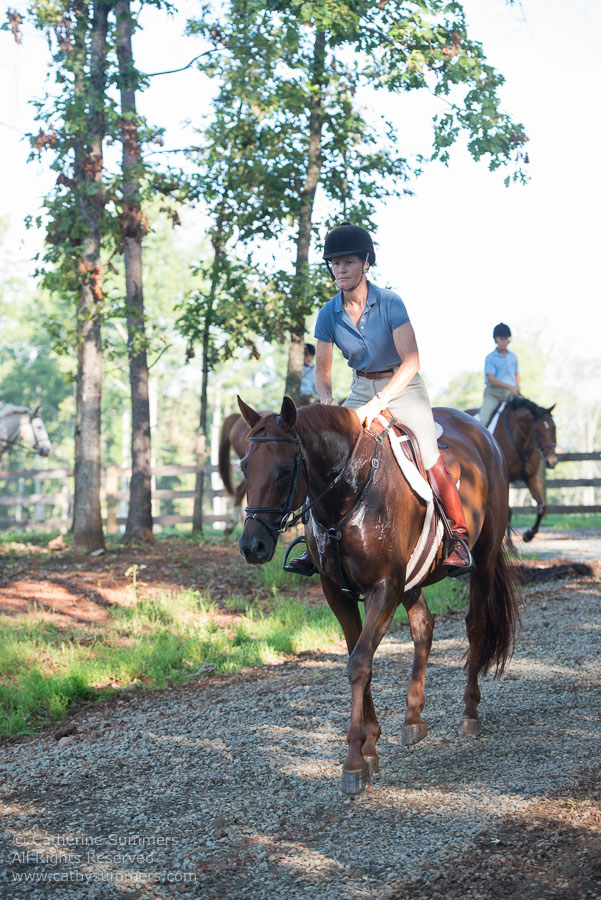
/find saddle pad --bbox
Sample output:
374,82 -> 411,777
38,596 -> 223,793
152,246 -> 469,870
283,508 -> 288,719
376,415 -> 433,504
405,501 -> 444,591
476,402 -> 506,434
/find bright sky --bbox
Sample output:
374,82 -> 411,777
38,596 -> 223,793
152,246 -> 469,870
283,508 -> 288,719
1,0 -> 600,394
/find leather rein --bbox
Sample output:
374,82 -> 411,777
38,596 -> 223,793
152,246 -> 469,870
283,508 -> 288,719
244,421 -> 395,597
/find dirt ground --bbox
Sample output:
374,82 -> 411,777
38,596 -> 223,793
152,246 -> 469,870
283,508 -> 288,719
0,532 -> 599,631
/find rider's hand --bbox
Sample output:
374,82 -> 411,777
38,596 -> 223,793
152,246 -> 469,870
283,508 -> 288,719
354,395 -> 386,429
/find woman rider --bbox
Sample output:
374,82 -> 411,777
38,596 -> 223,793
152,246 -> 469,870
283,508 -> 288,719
288,222 -> 473,576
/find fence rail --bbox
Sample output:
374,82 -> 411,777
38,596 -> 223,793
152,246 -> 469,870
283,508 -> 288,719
0,451 -> 599,532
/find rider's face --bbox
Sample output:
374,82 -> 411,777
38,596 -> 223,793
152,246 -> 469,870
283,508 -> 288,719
330,255 -> 367,290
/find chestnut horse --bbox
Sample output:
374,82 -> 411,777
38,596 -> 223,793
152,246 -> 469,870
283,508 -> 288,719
238,397 -> 519,795
467,397 -> 557,542
218,411 -> 274,534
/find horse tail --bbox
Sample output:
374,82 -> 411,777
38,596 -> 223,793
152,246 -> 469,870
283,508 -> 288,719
478,542 -> 521,677
218,413 -> 240,498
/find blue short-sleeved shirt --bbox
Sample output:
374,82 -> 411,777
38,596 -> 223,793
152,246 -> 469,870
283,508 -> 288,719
484,348 -> 519,387
314,281 -> 410,371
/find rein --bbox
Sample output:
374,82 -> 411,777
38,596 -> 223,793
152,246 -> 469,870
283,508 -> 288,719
311,420 -> 394,598
244,419 -> 394,598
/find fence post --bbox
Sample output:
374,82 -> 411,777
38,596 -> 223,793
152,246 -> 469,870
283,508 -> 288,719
106,465 -> 119,534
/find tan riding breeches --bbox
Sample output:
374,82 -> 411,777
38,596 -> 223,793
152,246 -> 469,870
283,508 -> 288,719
343,371 -> 440,470
480,386 -> 514,427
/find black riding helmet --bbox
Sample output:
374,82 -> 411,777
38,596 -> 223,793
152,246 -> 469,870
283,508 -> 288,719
493,322 -> 511,339
323,222 -> 376,266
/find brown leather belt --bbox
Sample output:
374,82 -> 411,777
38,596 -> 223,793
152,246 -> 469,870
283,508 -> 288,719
355,368 -> 395,380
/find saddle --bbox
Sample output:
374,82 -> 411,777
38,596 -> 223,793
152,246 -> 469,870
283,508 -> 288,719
369,412 -> 462,590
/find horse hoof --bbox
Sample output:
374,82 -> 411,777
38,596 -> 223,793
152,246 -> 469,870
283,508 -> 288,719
363,755 -> 380,776
523,530 -> 534,543
341,765 -> 370,796
460,717 -> 481,736
402,722 -> 428,746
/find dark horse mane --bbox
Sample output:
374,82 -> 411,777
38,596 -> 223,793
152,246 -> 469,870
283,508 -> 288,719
252,403 -> 361,444
509,396 -> 552,419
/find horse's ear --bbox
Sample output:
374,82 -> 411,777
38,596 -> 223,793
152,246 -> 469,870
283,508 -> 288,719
237,396 -> 261,428
547,403 -> 556,414
280,396 -> 297,428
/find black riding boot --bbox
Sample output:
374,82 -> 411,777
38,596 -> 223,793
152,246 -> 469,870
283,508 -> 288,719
287,548 -> 317,576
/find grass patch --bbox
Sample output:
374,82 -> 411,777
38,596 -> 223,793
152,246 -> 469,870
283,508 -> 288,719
511,513 -> 601,531
0,588 -> 343,739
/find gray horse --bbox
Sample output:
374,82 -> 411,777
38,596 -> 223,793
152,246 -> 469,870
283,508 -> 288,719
0,405 -> 52,461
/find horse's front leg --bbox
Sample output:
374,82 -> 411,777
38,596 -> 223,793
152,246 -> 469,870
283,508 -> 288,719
401,588 -> 434,746
320,575 -> 382,780
522,468 -> 545,542
343,579 -> 401,795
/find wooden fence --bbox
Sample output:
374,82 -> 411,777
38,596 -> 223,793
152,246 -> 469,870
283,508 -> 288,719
0,451 -> 600,532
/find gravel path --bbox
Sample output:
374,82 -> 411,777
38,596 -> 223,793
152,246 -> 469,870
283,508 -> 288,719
513,528 -> 601,563
1,567 -> 600,898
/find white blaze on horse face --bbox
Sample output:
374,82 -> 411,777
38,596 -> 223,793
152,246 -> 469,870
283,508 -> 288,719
24,414 -> 52,456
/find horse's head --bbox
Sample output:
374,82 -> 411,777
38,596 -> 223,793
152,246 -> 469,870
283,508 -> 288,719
23,408 -> 52,457
532,403 -> 557,469
237,396 -> 307,565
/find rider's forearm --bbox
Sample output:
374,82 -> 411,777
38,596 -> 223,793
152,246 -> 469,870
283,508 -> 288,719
377,353 -> 420,401
315,371 -> 333,404
487,374 -> 517,391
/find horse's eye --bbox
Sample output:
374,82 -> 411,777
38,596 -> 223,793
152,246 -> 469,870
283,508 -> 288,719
276,466 -> 293,481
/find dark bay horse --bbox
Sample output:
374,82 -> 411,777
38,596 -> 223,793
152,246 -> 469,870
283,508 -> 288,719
467,396 -> 557,541
238,397 -> 519,795
218,411 -> 275,534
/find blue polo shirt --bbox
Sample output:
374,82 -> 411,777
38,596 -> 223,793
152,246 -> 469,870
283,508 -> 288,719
484,348 -> 519,387
314,281 -> 410,371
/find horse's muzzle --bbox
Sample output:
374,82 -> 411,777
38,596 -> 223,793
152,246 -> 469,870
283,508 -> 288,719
238,529 -> 275,565
545,453 -> 558,469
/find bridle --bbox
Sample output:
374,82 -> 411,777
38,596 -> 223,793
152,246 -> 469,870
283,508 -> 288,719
0,410 -> 47,456
244,420 -> 394,597
503,406 -> 556,478
243,433 -> 307,541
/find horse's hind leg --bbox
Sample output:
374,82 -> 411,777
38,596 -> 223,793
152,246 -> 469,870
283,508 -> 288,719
461,565 -> 494,736
401,588 -> 434,745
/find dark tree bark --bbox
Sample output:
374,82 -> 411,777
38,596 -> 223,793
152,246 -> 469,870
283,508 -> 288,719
192,202 -> 226,534
284,30 -> 326,402
116,0 -> 153,542
72,0 -> 110,553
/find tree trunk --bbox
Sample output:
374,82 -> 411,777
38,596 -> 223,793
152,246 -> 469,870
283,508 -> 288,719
117,0 -> 153,543
284,30 -> 326,402
192,234 -> 224,534
72,0 -> 110,553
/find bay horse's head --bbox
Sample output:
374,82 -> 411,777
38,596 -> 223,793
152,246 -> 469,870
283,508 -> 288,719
237,396 -> 307,564
511,397 -> 558,469
532,403 -> 557,469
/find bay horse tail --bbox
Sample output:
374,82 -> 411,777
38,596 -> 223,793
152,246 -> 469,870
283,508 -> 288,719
218,413 -> 241,498
477,542 -> 521,677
